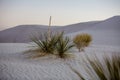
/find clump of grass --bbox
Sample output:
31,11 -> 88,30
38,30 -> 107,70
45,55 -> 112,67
26,32 -> 59,58
27,31 -> 74,59
56,32 -> 74,58
73,33 -> 92,52
103,54 -> 120,80
71,54 -> 120,80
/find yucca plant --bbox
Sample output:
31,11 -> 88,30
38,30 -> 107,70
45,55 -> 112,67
26,31 -> 74,58
103,54 -> 120,80
68,65 -> 86,80
73,33 -> 92,52
56,32 -> 74,58
29,33 -> 59,57
71,54 -> 120,80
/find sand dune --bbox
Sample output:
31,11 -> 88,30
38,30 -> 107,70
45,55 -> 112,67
0,16 -> 120,80
67,16 -> 120,46
0,20 -> 104,43
0,16 -> 120,43
0,43 -> 120,80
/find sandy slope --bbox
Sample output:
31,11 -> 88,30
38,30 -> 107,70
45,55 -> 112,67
67,16 -> 120,46
0,21 -> 99,43
0,43 -> 120,80
1,16 -> 120,43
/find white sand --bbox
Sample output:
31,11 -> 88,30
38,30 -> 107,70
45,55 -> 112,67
0,16 -> 120,80
0,43 -> 120,80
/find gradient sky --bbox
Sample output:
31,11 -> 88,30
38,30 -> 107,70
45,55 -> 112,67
0,0 -> 120,30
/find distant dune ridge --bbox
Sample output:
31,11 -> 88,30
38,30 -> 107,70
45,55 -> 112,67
0,16 -> 120,45
67,16 -> 120,46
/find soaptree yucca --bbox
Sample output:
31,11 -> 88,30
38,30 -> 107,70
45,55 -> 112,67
73,33 -> 92,52
71,54 -> 120,80
30,33 -> 58,57
27,31 -> 74,58
56,32 -> 74,58
86,54 -> 120,80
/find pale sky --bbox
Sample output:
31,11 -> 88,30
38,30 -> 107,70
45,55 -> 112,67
0,0 -> 120,30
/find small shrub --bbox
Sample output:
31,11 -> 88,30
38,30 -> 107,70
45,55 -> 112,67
73,33 -> 92,52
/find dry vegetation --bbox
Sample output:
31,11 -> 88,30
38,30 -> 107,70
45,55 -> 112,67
73,33 -> 92,52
